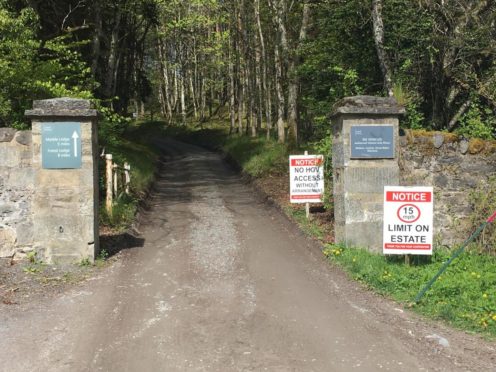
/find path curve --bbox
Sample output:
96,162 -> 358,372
0,138 -> 495,371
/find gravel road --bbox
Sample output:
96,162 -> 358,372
0,138 -> 495,371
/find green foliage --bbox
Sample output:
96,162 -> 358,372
309,129 -> 333,210
394,83 -> 425,129
456,100 -> 495,140
298,0 -> 376,132
97,104 -> 133,148
223,136 -> 288,177
26,251 -> 38,264
403,101 -> 426,130
98,249 -> 109,261
99,121 -> 160,231
323,244 -> 496,337
468,177 -> 496,253
22,251 -> 43,274
78,258 -> 92,267
286,207 -> 325,240
94,249 -> 109,268
23,265 -> 40,274
100,195 -> 138,232
0,6 -> 95,127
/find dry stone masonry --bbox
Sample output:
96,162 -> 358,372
0,129 -> 34,258
399,132 -> 496,246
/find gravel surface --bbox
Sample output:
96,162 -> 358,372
0,138 -> 495,371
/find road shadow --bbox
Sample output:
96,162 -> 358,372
99,232 -> 145,257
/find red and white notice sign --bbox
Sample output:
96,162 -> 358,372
289,155 -> 324,204
383,186 -> 434,255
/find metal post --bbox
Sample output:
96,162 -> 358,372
304,150 -> 310,219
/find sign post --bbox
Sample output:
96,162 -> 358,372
289,153 -> 324,219
383,186 -> 434,255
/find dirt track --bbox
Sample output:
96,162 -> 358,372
0,138 -> 495,371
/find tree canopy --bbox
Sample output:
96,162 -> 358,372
0,0 -> 494,140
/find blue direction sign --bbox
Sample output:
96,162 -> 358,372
42,122 -> 82,169
350,125 -> 395,159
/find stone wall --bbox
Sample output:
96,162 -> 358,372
399,131 -> 496,245
0,128 -> 34,257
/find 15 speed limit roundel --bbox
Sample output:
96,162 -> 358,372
397,204 -> 421,223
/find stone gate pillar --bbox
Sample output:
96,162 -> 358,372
331,96 -> 404,252
25,98 -> 99,263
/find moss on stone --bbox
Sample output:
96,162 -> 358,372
468,138 -> 486,154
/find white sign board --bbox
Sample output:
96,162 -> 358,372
289,155 -> 324,204
383,186 -> 434,255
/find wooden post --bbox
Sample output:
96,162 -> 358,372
113,164 -> 118,197
304,150 -> 310,219
124,162 -> 131,195
105,154 -> 113,216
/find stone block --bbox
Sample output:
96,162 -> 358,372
14,131 -> 32,146
332,142 -> 344,168
6,168 -> 34,188
0,203 -> 15,216
15,222 -> 33,246
0,144 -> 20,167
331,96 -> 405,116
0,128 -> 16,142
438,155 -> 462,164
344,166 -> 399,194
0,225 -> 16,257
344,221 -> 383,253
433,133 -> 444,148
434,174 -> 448,188
37,170 -> 82,188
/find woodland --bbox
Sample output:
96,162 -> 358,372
0,0 -> 495,143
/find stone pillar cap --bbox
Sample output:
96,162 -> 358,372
25,98 -> 98,118
330,95 -> 405,117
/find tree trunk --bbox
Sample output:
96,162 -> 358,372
255,34 -> 263,135
287,2 -> 310,145
104,9 -> 122,99
237,2 -> 245,135
229,42 -> 236,135
270,0 -> 288,143
448,98 -> 471,131
157,37 -> 173,122
372,0 -> 394,97
274,42 -> 285,143
254,0 -> 271,138
91,1 -> 102,78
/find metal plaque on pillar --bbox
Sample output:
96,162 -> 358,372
350,125 -> 394,159
41,122 -> 82,169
